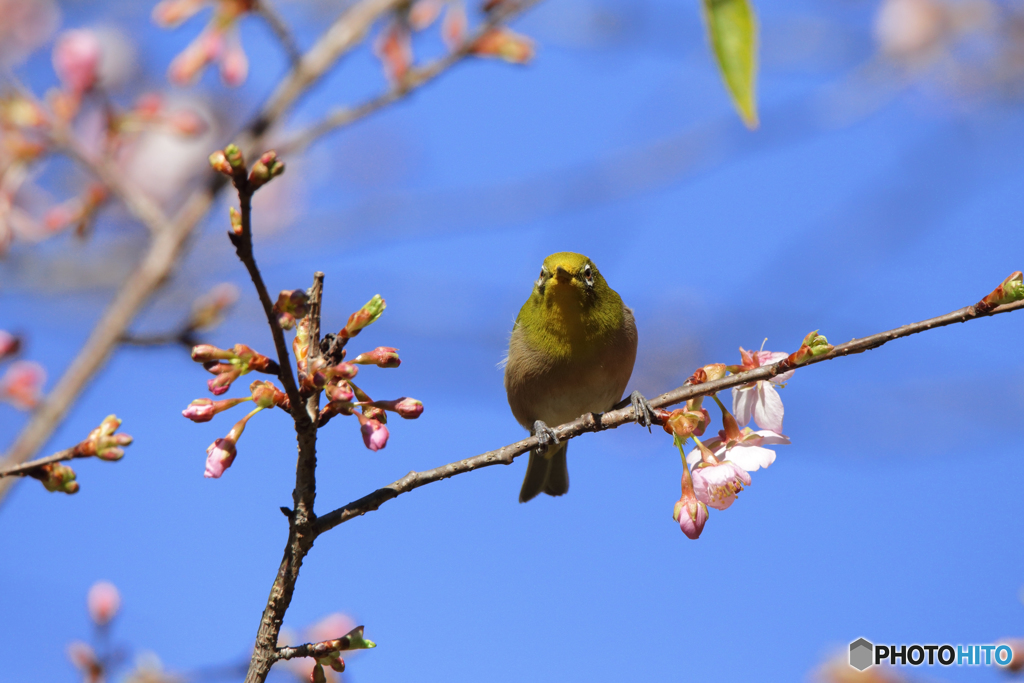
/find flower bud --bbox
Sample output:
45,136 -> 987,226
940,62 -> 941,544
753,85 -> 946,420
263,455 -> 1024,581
373,20 -> 413,84
273,289 -> 308,330
209,150 -> 233,176
34,462 -> 79,494
206,365 -> 241,395
702,363 -> 727,381
362,405 -> 387,423
978,271 -> 1024,312
662,407 -> 710,439
358,415 -> 389,451
311,662 -> 327,683
673,497 -> 709,540
182,396 -> 251,422
229,206 -> 243,235
442,2 -> 468,50
319,400 -> 355,426
248,150 -> 285,189
204,437 -> 237,478
250,379 -> 284,409
341,295 -> 386,339
326,362 -> 359,381
377,397 -> 423,419
786,330 -> 832,366
191,344 -> 236,363
67,641 -> 101,681
352,347 -> 401,368
87,581 -> 120,626
224,143 -> 245,169
326,381 -> 354,403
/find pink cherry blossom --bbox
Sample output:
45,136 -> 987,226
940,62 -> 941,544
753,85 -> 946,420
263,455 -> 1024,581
87,581 -> 121,626
673,469 -> 708,539
686,428 -> 790,473
53,29 -> 101,95
731,348 -> 792,433
691,460 -> 751,511
0,0 -> 59,67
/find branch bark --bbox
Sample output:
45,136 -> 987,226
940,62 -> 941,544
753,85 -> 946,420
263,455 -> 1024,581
313,297 -> 1024,535
0,447 -> 78,479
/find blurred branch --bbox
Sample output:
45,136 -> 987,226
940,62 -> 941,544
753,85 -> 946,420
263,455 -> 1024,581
314,295 -> 1024,535
0,0 -> 537,505
281,0 -> 544,154
254,0 -> 303,67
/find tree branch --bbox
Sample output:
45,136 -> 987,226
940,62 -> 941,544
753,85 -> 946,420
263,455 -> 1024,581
0,447 -> 78,479
281,0 -> 543,155
254,0 -> 303,66
313,296 -> 1024,535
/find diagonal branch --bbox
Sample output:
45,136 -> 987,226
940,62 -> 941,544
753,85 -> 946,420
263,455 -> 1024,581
281,0 -> 543,155
0,446 -> 79,479
254,0 -> 304,66
313,297 -> 1024,535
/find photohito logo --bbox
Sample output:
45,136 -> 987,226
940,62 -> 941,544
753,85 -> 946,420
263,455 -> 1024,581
849,638 -> 1013,671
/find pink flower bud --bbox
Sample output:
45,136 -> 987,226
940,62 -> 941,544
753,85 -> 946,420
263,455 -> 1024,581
410,0 -> 444,30
374,397 -> 423,419
207,366 -> 241,395
673,497 -> 709,540
152,0 -> 208,27
0,360 -> 45,410
250,379 -> 284,409
209,151 -> 233,176
87,581 -> 120,626
205,438 -> 237,478
352,347 -> 401,368
249,150 -> 285,189
183,398 -> 215,422
53,30 -> 101,95
219,28 -> 248,86
273,289 -> 308,330
67,641 -> 101,680
326,380 -> 354,403
358,415 -> 389,451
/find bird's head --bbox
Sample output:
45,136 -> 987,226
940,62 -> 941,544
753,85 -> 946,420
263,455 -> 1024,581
534,252 -> 606,305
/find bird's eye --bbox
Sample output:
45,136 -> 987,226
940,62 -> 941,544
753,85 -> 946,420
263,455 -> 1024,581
583,264 -> 594,286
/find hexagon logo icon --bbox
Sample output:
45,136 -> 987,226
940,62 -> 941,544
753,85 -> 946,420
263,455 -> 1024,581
849,638 -> 874,671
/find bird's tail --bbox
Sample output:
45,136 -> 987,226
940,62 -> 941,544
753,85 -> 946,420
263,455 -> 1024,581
519,441 -> 569,503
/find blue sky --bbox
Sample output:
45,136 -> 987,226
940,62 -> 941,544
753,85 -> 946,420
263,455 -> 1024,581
2,0 -> 1023,681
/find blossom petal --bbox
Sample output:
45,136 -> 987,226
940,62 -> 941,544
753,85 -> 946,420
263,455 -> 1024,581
732,385 -> 756,427
726,444 -> 776,472
752,429 -> 791,446
691,461 -> 750,510
752,381 -> 784,432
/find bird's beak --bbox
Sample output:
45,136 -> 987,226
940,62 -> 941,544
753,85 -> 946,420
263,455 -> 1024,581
554,265 -> 572,283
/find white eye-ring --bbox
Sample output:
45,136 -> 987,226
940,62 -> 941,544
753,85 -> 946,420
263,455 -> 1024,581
583,264 -> 593,285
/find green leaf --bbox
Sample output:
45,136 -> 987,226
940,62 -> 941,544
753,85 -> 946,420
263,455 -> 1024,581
703,0 -> 759,129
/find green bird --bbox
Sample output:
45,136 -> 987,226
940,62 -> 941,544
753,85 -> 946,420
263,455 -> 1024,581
504,252 -> 653,503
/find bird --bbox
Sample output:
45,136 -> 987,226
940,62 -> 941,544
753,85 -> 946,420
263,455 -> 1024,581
504,252 -> 653,503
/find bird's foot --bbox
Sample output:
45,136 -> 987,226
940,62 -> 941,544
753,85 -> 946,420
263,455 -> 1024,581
532,420 -> 558,454
628,390 -> 656,431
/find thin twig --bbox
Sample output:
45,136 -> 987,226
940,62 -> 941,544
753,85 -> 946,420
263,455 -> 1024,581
281,0 -> 543,155
0,0 -> 453,504
0,447 -> 78,478
255,0 -> 304,66
312,297 -> 1024,535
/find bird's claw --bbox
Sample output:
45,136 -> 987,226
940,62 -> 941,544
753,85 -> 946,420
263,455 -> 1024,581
629,390 -> 656,431
532,420 -> 558,454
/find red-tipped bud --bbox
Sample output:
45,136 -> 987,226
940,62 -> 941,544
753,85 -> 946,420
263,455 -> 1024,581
204,438 -> 237,478
352,347 -> 401,368
786,330 -> 832,367
75,415 -> 133,461
326,380 -> 355,403
206,365 -> 241,395
977,271 -> 1024,313
662,407 -> 710,439
326,362 -> 359,381
32,462 -> 79,494
373,21 -> 413,84
373,397 -> 423,419
224,143 -> 245,169
182,396 -> 251,422
250,379 -> 285,409
272,289 -> 309,331
248,150 -> 285,189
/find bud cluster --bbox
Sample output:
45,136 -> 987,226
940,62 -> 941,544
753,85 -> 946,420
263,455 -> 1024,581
25,415 -> 133,494
155,0 -> 256,87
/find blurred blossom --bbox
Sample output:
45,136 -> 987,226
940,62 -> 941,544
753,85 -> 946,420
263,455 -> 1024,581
67,641 -> 102,683
94,27 -> 138,90
53,29 -> 102,95
188,282 -> 239,331
0,0 -> 59,67
0,359 -> 45,410
374,20 -> 413,83
87,580 -> 121,626
156,0 -> 253,86
874,0 -> 946,60
0,330 -> 21,359
123,651 -> 181,683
